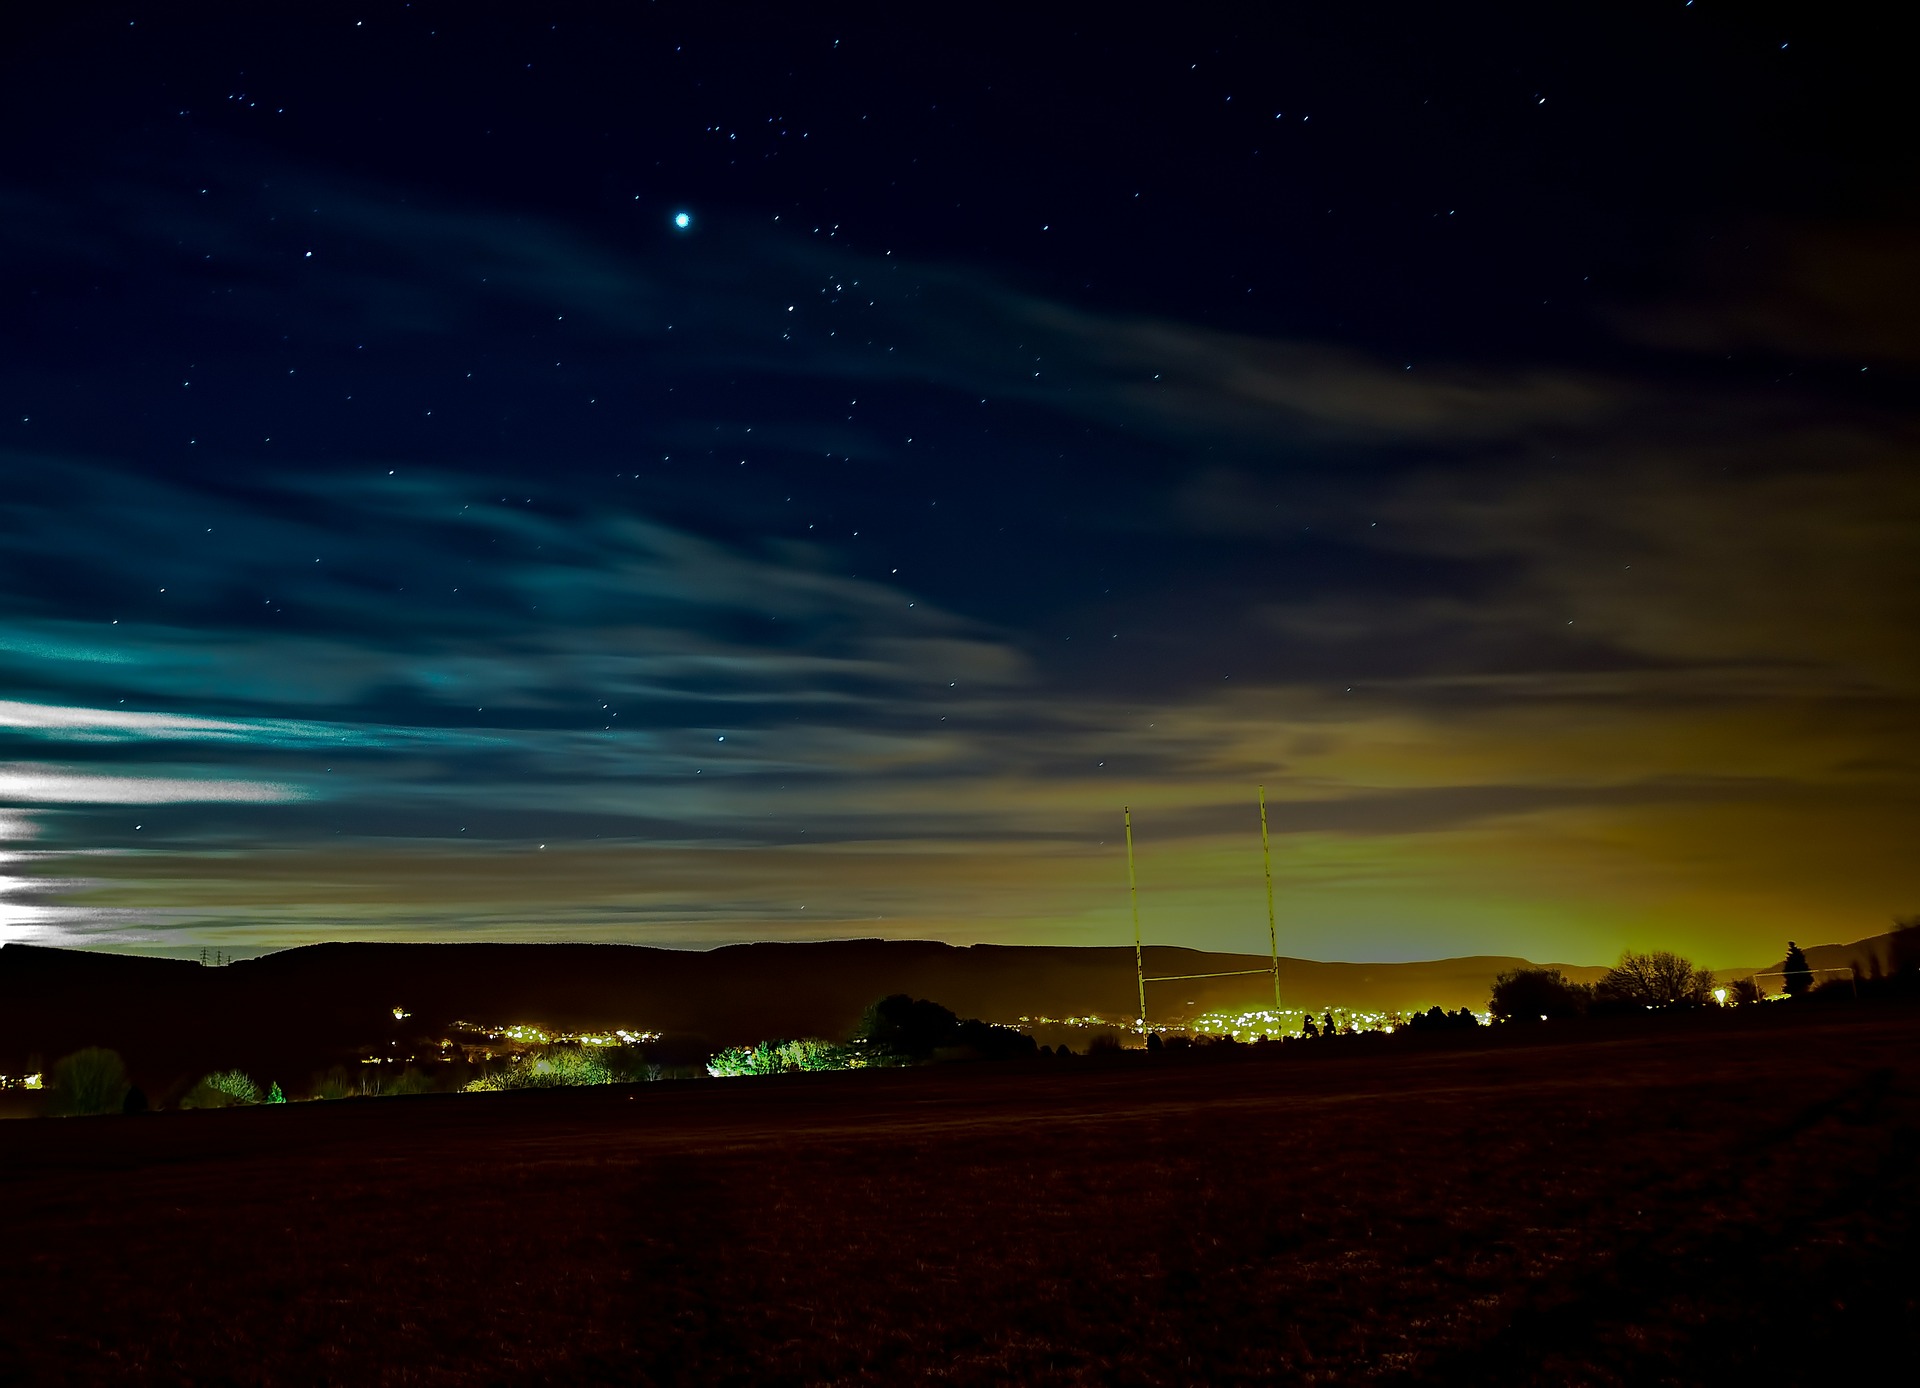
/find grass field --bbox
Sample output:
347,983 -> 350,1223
4,1006 -> 1917,1385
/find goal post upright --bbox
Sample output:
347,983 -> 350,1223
1126,806 -> 1146,1031
1259,784 -> 1280,1012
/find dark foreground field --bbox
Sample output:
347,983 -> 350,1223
5,1009 -> 1918,1385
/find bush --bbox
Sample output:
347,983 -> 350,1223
1406,1006 -> 1481,1032
337,1066 -> 441,1098
1490,969 -> 1593,1022
1597,951 -> 1715,1010
707,1037 -> 865,1077
311,1066 -> 359,1100
181,1070 -> 263,1109
464,1045 -> 613,1092
46,1047 -> 130,1117
952,1016 -> 1039,1059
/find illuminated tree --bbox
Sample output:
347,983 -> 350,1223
463,1044 -> 613,1091
1783,942 -> 1813,998
706,1037 -> 867,1077
182,1070 -> 263,1108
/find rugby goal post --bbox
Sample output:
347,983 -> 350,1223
1125,787 -> 1283,1035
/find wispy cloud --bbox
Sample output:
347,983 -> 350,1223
2,158 -> 1914,965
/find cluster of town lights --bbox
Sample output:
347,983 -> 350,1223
451,1021 -> 659,1048
1026,1008 -> 1497,1042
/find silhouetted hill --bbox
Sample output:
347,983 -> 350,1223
27,933 -> 1907,1098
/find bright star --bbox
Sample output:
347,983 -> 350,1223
673,211 -> 692,229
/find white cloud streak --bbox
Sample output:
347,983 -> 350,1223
0,765 -> 307,804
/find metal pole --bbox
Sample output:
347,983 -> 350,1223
1259,785 -> 1279,1011
1126,807 -> 1146,1031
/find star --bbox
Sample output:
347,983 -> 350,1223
673,211 -> 692,229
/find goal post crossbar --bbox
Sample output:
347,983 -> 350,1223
1142,968 -> 1272,983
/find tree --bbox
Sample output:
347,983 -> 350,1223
1489,968 -> 1592,1022
854,994 -> 1035,1061
1598,951 -> 1715,1009
857,994 -> 962,1055
1889,918 -> 1920,978
1783,942 -> 1813,998
46,1047 -> 129,1116
1729,977 -> 1763,1006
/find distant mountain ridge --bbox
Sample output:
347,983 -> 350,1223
1720,927 -> 1920,987
0,934 -> 1888,1098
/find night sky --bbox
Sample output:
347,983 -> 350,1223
3,3 -> 1914,966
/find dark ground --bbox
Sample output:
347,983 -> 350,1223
4,1006 -> 1916,1385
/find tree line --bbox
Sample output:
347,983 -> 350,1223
1490,918 -> 1920,1022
